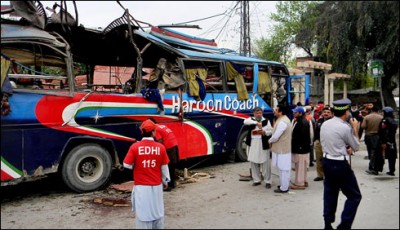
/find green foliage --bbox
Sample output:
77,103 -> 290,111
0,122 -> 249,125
313,1 -> 399,107
284,58 -> 297,69
257,1 -> 399,108
73,62 -> 87,76
255,37 -> 286,62
255,1 -> 320,62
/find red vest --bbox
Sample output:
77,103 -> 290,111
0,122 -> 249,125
123,139 -> 169,185
155,124 -> 178,149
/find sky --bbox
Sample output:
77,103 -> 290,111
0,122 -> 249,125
3,1 -> 278,52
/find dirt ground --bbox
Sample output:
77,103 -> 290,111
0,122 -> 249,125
1,141 -> 399,229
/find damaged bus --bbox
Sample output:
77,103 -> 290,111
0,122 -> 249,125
1,3 -> 291,192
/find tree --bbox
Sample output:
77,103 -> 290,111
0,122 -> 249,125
257,1 -> 399,109
255,1 -> 320,63
312,1 -> 399,108
255,37 -> 287,63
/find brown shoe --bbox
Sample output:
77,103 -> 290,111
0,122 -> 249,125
290,184 -> 306,190
304,181 -> 309,187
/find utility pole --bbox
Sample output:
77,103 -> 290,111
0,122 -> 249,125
239,1 -> 251,57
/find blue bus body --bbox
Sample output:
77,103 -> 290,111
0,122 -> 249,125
1,9 -> 291,192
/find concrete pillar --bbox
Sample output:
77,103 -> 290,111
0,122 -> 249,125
329,78 -> 334,106
324,72 -> 329,105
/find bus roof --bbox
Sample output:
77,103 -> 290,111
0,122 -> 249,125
1,19 -> 285,70
177,48 -> 284,65
1,23 -> 66,48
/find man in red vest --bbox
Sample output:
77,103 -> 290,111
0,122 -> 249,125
123,119 -> 170,229
150,118 -> 180,191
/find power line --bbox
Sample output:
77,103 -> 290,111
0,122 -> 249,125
174,11 -> 227,26
198,1 -> 239,35
215,2 -> 240,40
197,8 -> 232,37
206,1 -> 240,49
152,1 -> 251,51
250,1 -> 265,39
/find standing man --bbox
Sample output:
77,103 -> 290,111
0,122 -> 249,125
313,106 -> 333,181
123,119 -> 170,229
350,103 -> 362,122
243,106 -> 273,189
378,107 -> 398,176
320,98 -> 361,230
151,118 -> 180,191
305,105 -> 316,167
291,106 -> 312,190
272,93 -> 279,110
268,104 -> 292,193
361,105 -> 383,175
359,101 -> 373,142
314,100 -> 324,121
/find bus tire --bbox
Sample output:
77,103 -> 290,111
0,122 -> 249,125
235,131 -> 248,162
61,143 -> 112,193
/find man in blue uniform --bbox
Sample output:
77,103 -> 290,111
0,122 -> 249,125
320,98 -> 361,229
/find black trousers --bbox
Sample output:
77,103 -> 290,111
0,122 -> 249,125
385,144 -> 398,173
167,145 -> 179,188
322,158 -> 362,229
365,134 -> 380,171
387,156 -> 397,173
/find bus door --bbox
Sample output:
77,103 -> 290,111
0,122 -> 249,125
242,62 -> 274,119
253,63 -> 273,112
288,74 -> 310,106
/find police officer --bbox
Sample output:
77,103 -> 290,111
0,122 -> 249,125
378,107 -> 398,176
320,98 -> 362,230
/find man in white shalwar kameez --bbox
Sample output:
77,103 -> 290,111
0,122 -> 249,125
243,107 -> 273,188
123,119 -> 171,229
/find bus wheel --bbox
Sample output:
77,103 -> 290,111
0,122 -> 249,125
235,131 -> 248,162
61,144 -> 112,193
